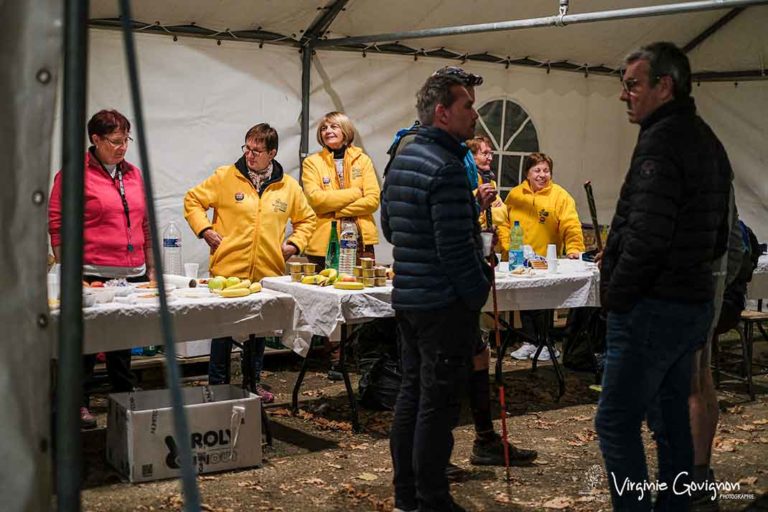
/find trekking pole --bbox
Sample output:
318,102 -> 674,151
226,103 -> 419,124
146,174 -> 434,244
481,171 -> 512,482
584,181 -> 603,252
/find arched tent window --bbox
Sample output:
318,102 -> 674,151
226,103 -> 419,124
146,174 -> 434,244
475,98 -> 539,199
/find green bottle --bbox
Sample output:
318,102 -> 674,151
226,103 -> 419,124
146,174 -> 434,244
325,220 -> 340,271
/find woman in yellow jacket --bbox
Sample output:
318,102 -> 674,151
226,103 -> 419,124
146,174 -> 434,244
504,152 -> 585,361
302,111 -> 380,267
504,152 -> 584,258
184,123 -> 316,400
467,135 -> 510,257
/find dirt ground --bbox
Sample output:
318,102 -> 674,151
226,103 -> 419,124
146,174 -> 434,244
79,341 -> 768,512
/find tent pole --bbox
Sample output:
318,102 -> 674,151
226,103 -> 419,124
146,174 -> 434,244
57,0 -> 89,509
315,0 -> 768,47
300,42 -> 312,170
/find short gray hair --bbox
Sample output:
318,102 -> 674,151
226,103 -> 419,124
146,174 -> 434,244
624,41 -> 691,99
416,74 -> 467,126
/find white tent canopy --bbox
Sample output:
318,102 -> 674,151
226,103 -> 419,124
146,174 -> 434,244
4,1 -> 767,511
71,0 -> 768,269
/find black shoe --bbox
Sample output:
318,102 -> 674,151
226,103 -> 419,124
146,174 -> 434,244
327,364 -> 344,382
690,469 -> 720,512
470,434 -> 537,466
445,462 -> 469,482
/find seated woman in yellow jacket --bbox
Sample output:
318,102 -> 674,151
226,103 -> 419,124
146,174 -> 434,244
467,135 -> 510,258
302,111 -> 380,265
504,152 -> 585,361
504,152 -> 584,259
302,112 -> 380,380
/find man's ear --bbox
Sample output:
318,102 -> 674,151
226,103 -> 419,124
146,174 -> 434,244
659,75 -> 675,101
434,103 -> 447,124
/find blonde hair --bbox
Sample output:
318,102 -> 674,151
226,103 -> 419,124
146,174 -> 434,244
316,111 -> 356,147
523,152 -> 554,174
465,135 -> 493,155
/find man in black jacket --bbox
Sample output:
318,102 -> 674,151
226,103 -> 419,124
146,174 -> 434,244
382,71 -> 492,512
596,42 -> 731,511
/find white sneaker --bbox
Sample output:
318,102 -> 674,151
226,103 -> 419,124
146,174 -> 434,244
510,342 -> 537,360
531,346 -> 560,361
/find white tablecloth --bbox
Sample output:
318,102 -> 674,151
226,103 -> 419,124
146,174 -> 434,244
262,259 -> 600,356
50,288 -> 296,356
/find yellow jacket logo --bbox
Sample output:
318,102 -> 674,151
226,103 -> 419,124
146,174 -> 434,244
272,198 -> 288,213
351,167 -> 362,179
538,209 -> 549,224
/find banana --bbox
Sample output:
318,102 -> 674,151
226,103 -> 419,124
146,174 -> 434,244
333,281 -> 365,290
315,275 -> 329,286
227,279 -> 251,290
249,282 -> 262,293
219,287 -> 250,298
319,268 -> 337,279
301,275 -> 317,285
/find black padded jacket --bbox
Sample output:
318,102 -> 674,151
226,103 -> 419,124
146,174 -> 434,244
600,97 -> 732,313
381,126 -> 492,311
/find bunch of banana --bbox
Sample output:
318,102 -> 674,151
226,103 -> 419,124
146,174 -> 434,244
213,279 -> 262,297
300,268 -> 338,287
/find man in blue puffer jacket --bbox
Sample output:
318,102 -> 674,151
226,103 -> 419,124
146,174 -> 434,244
382,70 -> 492,512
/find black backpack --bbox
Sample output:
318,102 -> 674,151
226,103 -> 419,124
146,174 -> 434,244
354,318 -> 402,411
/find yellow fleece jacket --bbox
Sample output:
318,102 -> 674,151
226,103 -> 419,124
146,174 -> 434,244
302,145 -> 380,256
475,176 -> 511,255
184,162 -> 316,281
504,180 -> 585,257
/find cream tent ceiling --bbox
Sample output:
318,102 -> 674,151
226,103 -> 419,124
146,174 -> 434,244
90,0 -> 768,79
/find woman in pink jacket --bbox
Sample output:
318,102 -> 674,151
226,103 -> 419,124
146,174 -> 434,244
49,109 -> 153,429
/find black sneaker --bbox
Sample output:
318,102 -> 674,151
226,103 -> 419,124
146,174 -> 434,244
690,469 -> 720,512
327,364 -> 344,382
445,462 -> 469,481
470,434 -> 537,466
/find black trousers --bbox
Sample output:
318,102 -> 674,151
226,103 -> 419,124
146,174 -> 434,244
390,301 -> 478,512
81,273 -> 144,407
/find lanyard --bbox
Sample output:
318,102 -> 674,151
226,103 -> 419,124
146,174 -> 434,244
94,151 -> 134,252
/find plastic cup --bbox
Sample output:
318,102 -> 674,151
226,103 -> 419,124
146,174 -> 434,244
47,272 -> 59,300
546,244 -> 558,273
184,262 -> 199,279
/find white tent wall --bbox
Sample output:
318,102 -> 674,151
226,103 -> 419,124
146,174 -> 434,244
69,29 -> 767,271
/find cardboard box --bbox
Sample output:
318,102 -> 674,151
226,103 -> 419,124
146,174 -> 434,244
175,339 -> 212,358
107,385 -> 262,483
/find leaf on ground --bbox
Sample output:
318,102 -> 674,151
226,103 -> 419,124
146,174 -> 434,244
736,424 -> 758,432
542,496 -> 574,509
268,408 -> 292,417
725,405 -> 744,415
738,476 -> 758,486
567,415 -> 592,422
327,462 -> 343,469
494,492 -> 512,503
299,477 -> 326,486
753,419 -> 768,425
356,472 -> 378,481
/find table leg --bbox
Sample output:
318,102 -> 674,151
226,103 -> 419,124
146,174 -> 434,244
530,310 -> 566,400
291,343 -> 313,415
338,325 -> 362,433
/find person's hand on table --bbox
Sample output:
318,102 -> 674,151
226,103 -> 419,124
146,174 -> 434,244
566,252 -> 580,260
281,242 -> 298,261
594,250 -> 604,269
477,183 -> 497,211
203,229 -> 223,253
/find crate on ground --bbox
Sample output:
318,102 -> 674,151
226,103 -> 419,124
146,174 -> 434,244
106,384 -> 262,483
176,339 -> 212,358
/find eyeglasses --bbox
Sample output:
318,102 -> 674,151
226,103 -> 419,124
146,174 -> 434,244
620,74 -> 666,94
478,151 -> 493,157
241,145 -> 268,157
103,136 -> 133,147
432,66 -> 484,86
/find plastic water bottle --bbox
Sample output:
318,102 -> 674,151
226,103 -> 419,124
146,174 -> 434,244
338,219 -> 358,276
162,220 -> 183,275
508,220 -> 525,270
325,220 -> 340,272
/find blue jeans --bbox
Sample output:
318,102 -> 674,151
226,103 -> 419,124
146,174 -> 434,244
208,336 -> 266,389
390,302 -> 477,512
595,298 -> 713,511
